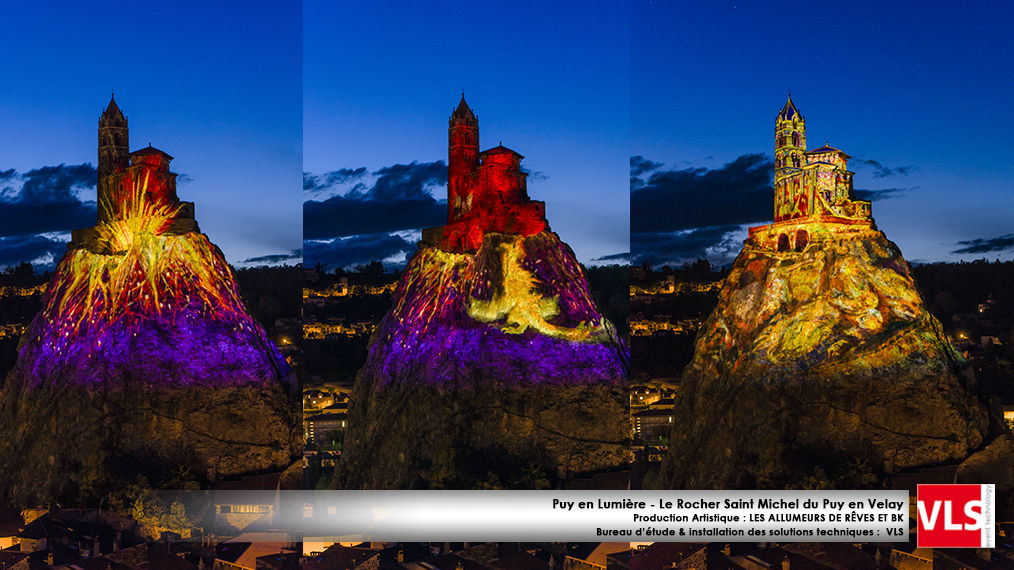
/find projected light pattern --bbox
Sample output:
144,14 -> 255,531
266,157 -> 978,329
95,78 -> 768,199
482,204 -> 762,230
695,237 -> 959,379
18,172 -> 286,386
370,231 -> 626,388
693,97 -> 964,378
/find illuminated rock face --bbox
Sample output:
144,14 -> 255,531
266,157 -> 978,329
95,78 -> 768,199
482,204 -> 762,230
659,233 -> 989,489
659,99 -> 1006,492
334,231 -> 629,489
0,100 -> 298,505
335,100 -> 628,489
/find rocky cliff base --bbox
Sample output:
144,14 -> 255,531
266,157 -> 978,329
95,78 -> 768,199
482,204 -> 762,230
333,232 -> 629,489
0,231 -> 299,505
659,234 -> 1013,508
335,382 -> 628,489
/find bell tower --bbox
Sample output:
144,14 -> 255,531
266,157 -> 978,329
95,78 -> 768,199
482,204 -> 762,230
448,95 -> 479,223
98,94 -> 129,180
774,95 -> 805,185
774,95 -> 807,223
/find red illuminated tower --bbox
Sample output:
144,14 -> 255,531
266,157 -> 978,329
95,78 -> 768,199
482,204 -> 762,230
448,95 -> 479,223
423,97 -> 547,253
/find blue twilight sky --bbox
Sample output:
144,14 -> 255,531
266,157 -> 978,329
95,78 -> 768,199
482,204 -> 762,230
303,1 -> 631,272
631,0 -> 1014,268
0,1 -> 302,270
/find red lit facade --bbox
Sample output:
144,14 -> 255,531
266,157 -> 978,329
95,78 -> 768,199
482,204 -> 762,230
72,96 -> 198,250
424,96 -> 547,253
95,96 -> 195,224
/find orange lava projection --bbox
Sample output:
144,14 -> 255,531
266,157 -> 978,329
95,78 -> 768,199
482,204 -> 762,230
14,96 -> 284,386
36,172 -> 253,359
0,99 -> 296,507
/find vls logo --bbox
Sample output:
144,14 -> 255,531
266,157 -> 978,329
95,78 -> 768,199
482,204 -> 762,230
917,484 -> 995,548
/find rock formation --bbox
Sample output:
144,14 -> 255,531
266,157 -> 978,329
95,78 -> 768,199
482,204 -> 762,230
659,99 -> 1013,500
335,232 -> 628,489
0,99 -> 299,506
658,233 -> 997,489
333,98 -> 628,489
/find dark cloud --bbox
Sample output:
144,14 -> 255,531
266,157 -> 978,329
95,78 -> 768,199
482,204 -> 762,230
0,234 -> 68,270
304,195 -> 446,240
241,248 -> 303,265
853,158 -> 915,178
632,225 -> 744,267
176,173 -> 194,185
20,163 -> 96,202
303,167 -> 368,193
631,153 -> 773,234
630,155 -> 664,177
953,234 -> 1014,255
0,164 -> 98,237
363,161 -> 446,202
0,169 -> 16,181
853,187 -> 913,201
305,233 -> 416,271
592,252 -> 630,263
304,161 -> 448,240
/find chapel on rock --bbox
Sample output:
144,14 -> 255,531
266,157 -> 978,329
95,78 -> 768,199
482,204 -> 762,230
71,95 -> 199,250
748,96 -> 879,252
422,96 -> 548,253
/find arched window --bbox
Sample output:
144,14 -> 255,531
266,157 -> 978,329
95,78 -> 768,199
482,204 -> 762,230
795,230 -> 809,251
777,233 -> 789,252
793,132 -> 800,147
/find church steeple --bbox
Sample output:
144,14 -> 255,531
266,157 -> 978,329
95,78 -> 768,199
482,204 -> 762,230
448,94 -> 479,223
774,94 -> 806,187
98,94 -> 129,180
451,94 -> 477,123
778,95 -> 800,122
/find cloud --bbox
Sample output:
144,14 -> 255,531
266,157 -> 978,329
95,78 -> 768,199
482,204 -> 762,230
630,155 -> 664,177
632,225 -> 746,267
304,195 -> 446,240
0,164 -> 98,238
305,233 -> 417,271
303,167 -> 368,193
364,161 -> 446,202
631,153 -> 773,234
176,173 -> 194,185
241,248 -> 303,265
304,161 -> 448,240
0,234 -> 69,270
952,234 -> 1014,255
853,187 -> 913,201
20,163 -> 97,202
853,158 -> 915,178
591,252 -> 630,263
